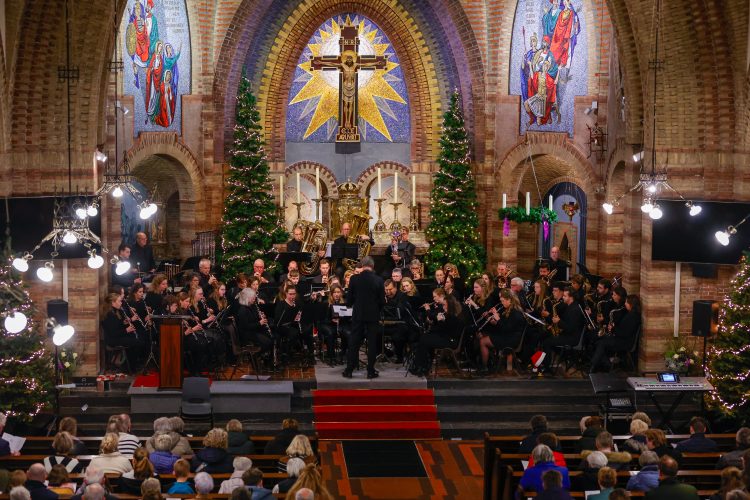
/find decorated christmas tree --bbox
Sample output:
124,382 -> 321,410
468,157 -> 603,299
706,255 -> 750,425
424,90 -> 485,276
0,259 -> 53,420
220,76 -> 288,278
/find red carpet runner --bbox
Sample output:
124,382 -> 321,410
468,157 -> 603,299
312,389 -> 441,439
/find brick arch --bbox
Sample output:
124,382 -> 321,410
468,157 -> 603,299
285,161 -> 337,197
356,161 -> 410,187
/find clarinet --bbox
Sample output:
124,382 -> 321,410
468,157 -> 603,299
117,308 -> 138,339
255,303 -> 272,336
124,301 -> 147,331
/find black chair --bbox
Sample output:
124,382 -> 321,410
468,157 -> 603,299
227,318 -> 262,380
551,325 -> 587,373
180,377 -> 213,428
432,327 -> 471,377
613,325 -> 641,372
100,325 -> 132,373
498,325 -> 528,374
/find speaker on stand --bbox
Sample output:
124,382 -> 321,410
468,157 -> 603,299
691,300 -> 718,375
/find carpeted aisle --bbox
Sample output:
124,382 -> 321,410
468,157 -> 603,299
313,389 -> 441,439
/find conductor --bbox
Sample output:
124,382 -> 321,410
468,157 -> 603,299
343,256 -> 384,379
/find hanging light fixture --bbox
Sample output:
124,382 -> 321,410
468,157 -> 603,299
37,261 -> 54,282
4,311 -> 28,334
87,249 -> 104,269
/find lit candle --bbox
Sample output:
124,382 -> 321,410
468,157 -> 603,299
315,167 -> 320,198
280,175 -> 284,206
526,192 -> 530,215
549,195 -> 553,211
377,168 -> 382,198
296,172 -> 301,204
412,176 -> 416,207
502,193 -> 507,209
394,171 -> 398,203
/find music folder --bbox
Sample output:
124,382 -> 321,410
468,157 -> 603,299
332,305 -> 352,317
276,251 -> 313,268
331,243 -> 359,260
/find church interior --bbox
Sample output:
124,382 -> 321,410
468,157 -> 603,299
0,0 -> 750,499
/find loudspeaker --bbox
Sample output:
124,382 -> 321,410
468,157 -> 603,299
47,299 -> 69,326
691,300 -> 718,337
692,264 -> 718,279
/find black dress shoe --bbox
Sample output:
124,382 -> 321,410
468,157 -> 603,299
367,371 -> 379,379
342,369 -> 353,378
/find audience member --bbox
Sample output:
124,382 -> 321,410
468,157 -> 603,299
279,435 -> 316,472
230,488 -> 252,500
9,471 -> 27,489
578,416 -> 604,452
70,466 -> 116,500
621,419 -> 649,454
528,433 -> 566,467
46,465 -> 76,495
520,415 -> 550,454
582,432 -> 631,470
149,434 -> 179,475
227,419 -> 256,455
106,415 -> 139,458
9,487 -> 31,500
716,428 -> 750,469
241,467 -> 274,500
193,472 -> 214,500
536,470 -> 572,500
631,412 -> 652,427
675,417 -> 718,453
587,467 -> 617,500
0,413 -> 18,456
168,417 -> 193,455
145,417 -> 192,457
82,484 -> 105,500
273,458 -> 306,495
24,464 -> 57,500
609,489 -> 630,500
726,491 -> 750,500
191,428 -> 234,474
139,478 -> 161,499
264,419 -> 300,455
626,450 -> 660,492
644,455 -> 699,500
166,459 -> 194,494
285,464 -> 332,500
57,417 -> 88,456
88,433 -> 133,475
576,451 -> 607,491
710,467 -> 744,500
43,432 -> 82,473
644,428 -> 683,464
127,447 -> 155,481
294,488 -> 315,500
0,469 -> 9,494
219,457 -> 253,494
519,445 -> 571,493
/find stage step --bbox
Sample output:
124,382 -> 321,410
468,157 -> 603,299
312,389 -> 435,406
314,404 -> 437,422
315,421 -> 441,440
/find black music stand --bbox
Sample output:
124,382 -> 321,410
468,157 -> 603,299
331,244 -> 359,260
590,373 -> 634,432
276,251 -> 313,269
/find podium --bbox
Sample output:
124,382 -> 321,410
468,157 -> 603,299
152,315 -> 190,390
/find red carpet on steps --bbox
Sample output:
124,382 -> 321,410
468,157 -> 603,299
312,389 -> 441,439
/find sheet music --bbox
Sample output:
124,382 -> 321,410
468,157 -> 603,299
2,433 -> 25,453
333,305 -> 353,317
324,242 -> 333,258
524,312 -> 545,325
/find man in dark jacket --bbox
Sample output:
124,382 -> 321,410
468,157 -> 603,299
644,455 -> 699,500
25,464 -> 58,500
716,427 -> 750,469
343,256 -> 384,379
263,419 -> 299,455
578,416 -> 605,452
520,415 -> 550,454
675,416 -> 718,453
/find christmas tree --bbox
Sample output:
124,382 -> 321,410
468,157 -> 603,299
0,260 -> 53,420
706,255 -> 750,425
424,90 -> 485,277
220,76 -> 288,278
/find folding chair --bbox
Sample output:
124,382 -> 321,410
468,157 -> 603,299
180,377 -> 213,428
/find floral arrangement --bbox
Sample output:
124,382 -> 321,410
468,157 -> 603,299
498,206 -> 558,239
664,336 -> 700,374
58,346 -> 78,381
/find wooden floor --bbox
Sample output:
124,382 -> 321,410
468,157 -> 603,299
318,440 -> 484,499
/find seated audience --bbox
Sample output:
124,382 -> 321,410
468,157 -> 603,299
294,489 -> 315,500
81,484 -> 105,500
227,419 -> 256,455
631,411 -> 652,427
145,417 -> 192,457
578,416 -> 604,452
231,488 -> 252,500
46,465 -> 76,495
219,457 -> 253,494
166,459 -> 194,495
149,434 -> 179,475
265,419 -> 300,455
57,417 -> 88,456
710,467 -> 744,500
24,464 -> 57,500
626,450 -> 660,492
581,432 -> 631,470
9,471 -> 27,490
518,444 -> 571,493
279,435 -> 317,473
242,468 -> 274,499
0,413 -> 18,457
70,466 -> 117,500
140,478 -> 161,500
575,451 -> 607,491
193,472 -> 214,500
0,469 -> 9,494
675,416 -> 718,453
644,428 -> 682,465
621,418 -> 649,454
536,469 -> 572,500
191,428 -> 234,474
528,433 -> 566,467
88,433 -> 133,475
43,432 -> 82,473
644,455 -> 699,500
520,415 -> 550,454
10,487 -> 31,500
587,467 -> 617,500
285,464 -> 333,500
609,489 -> 630,500
716,427 -> 750,469
273,458 -> 306,495
107,414 -> 139,458
120,448 -> 155,494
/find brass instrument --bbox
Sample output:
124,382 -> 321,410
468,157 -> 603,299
549,301 -> 561,336
497,267 -> 514,288
542,268 -> 558,285
605,305 -> 625,336
297,220 -> 326,276
595,299 -> 607,336
331,180 -> 372,271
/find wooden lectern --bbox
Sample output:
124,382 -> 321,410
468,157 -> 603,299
152,315 -> 190,390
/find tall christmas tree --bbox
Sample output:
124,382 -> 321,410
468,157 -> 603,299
0,260 -> 53,420
220,76 -> 288,278
706,255 -> 750,425
424,90 -> 485,276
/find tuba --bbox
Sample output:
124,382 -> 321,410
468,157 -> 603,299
297,220 -> 326,275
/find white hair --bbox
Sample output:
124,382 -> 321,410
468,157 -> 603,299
295,488 -> 315,500
154,433 -> 173,451
238,287 -> 257,307
531,444 -> 554,464
233,456 -> 253,472
194,472 -> 214,494
587,451 -> 608,468
85,466 -> 105,485
286,457 -> 306,478
9,487 -> 31,500
153,417 -> 172,433
510,277 -> 525,288
83,483 -> 105,500
639,450 -> 659,467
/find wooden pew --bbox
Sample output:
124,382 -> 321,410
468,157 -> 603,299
510,469 -> 722,490
491,451 -> 724,472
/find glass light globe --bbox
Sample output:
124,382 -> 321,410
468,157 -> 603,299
112,186 -> 124,198
88,254 -> 104,269
115,260 -> 131,275
649,205 -> 663,220
37,266 -> 53,282
647,183 -> 657,194
75,207 -> 87,219
139,205 -> 152,219
148,203 -> 158,216
641,201 -> 653,213
715,230 -> 730,246
4,312 -> 28,334
62,231 -> 77,244
689,204 -> 702,216
53,324 -> 75,346
87,205 -> 98,217
602,203 -> 614,215
12,257 -> 29,272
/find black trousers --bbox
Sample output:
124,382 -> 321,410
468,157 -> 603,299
386,324 -> 414,358
414,333 -> 455,371
245,331 -> 274,355
106,334 -> 146,368
590,336 -> 631,372
277,324 -> 314,354
184,334 -> 208,375
318,323 -> 351,357
542,333 -> 579,370
347,320 -> 379,372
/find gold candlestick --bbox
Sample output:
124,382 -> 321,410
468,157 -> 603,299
409,204 -> 419,231
276,204 -> 286,227
312,198 -> 322,223
292,202 -> 304,223
374,198 -> 386,231
389,202 -> 402,231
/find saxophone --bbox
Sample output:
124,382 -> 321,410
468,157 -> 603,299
549,300 -> 562,336
605,305 -> 625,337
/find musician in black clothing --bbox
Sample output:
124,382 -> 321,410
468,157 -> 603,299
477,289 -> 526,375
570,274 -> 587,304
125,284 -> 152,339
279,261 -> 298,284
146,274 -> 169,314
589,295 -> 641,373
317,285 -> 351,364
443,263 -> 465,298
198,258 -> 219,297
343,256 -> 384,379
607,286 -> 628,333
100,292 -> 145,371
274,286 -> 314,359
235,288 -> 273,355
286,226 -> 304,253
444,275 -> 463,302
188,287 -> 227,365
174,292 -> 209,376
312,259 -> 334,285
252,258 -> 275,285
464,279 -> 493,332
383,279 -> 413,364
130,232 -> 156,274
541,287 -> 585,373
410,288 -> 463,376
111,243 -> 141,291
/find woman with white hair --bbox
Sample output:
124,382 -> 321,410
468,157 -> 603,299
518,444 -> 570,493
235,287 -> 274,355
218,456 -> 253,494
193,472 -> 214,499
278,435 -> 317,473
272,457 -> 305,494
145,417 -> 193,457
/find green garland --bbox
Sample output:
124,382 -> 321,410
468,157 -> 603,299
498,206 -> 558,224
